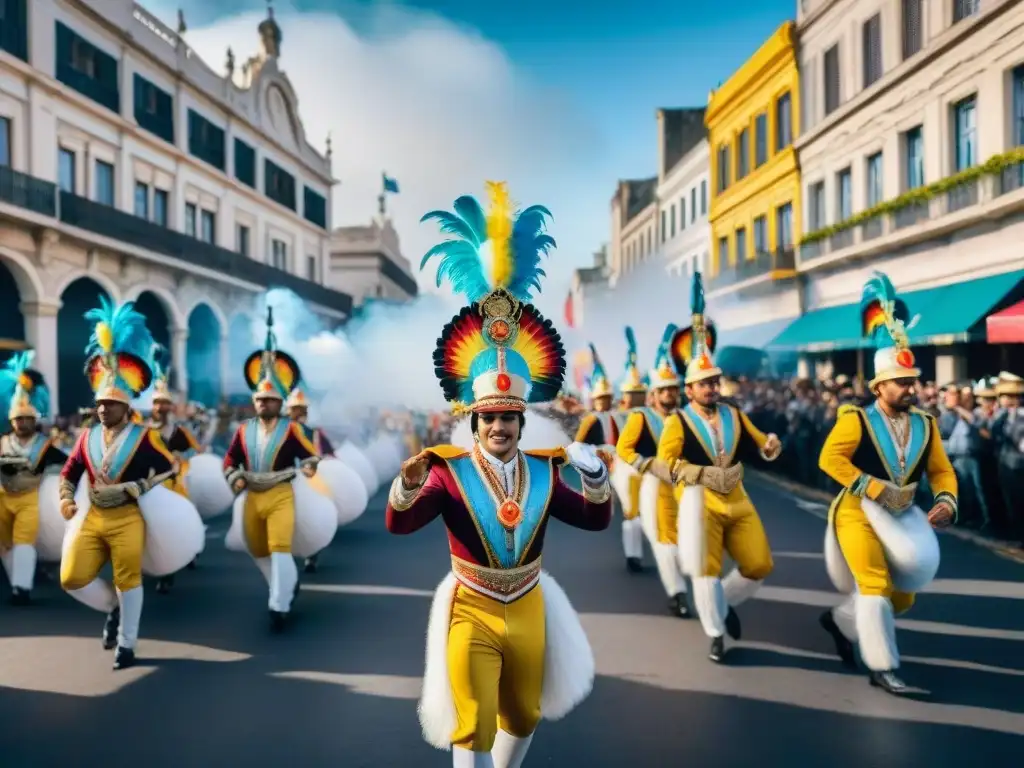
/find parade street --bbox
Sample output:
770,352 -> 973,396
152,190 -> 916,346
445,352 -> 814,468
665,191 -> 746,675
1,475 -> 1022,766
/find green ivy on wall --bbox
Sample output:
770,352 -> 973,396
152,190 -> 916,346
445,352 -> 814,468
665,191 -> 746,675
800,147 -> 1024,245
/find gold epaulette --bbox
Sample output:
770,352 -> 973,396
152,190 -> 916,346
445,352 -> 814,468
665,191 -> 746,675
837,403 -> 863,418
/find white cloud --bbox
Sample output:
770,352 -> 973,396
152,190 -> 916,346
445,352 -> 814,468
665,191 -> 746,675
151,2 -> 606,313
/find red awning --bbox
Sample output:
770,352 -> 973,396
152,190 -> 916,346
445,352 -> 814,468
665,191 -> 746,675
987,299 -> 1024,343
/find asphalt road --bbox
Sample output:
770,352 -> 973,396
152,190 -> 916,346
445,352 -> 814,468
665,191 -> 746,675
1,473 -> 1022,766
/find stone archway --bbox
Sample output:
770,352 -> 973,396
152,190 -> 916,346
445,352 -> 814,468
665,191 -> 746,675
0,259 -> 26,365
227,313 -> 253,396
57,277 -> 110,413
186,303 -> 222,407
134,290 -> 174,385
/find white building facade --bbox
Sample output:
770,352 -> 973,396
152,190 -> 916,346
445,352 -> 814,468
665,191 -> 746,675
328,217 -> 417,305
656,110 -> 711,280
0,0 -> 349,413
789,0 -> 1024,382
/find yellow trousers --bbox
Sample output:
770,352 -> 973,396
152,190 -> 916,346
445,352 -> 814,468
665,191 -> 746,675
623,474 -> 641,521
0,487 -> 40,547
448,583 -> 545,752
243,483 -> 295,558
656,484 -> 678,543
834,498 -> 915,614
700,486 -> 773,580
60,504 -> 145,592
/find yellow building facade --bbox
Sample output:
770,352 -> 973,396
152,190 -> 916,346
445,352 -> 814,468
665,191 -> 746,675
706,21 -> 801,278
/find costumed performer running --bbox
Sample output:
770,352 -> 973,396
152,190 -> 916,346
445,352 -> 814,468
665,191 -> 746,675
610,327 -> 649,572
0,353 -> 67,604
386,182 -> 612,768
818,271 -> 956,694
656,271 -> 781,662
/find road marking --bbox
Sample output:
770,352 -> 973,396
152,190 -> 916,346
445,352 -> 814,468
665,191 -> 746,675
301,583 -> 434,597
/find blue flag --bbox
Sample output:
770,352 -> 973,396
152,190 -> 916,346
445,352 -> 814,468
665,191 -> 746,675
383,174 -> 400,194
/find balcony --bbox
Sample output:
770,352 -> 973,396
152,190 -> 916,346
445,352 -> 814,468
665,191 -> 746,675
797,148 -> 1024,268
377,253 -> 419,297
708,248 -> 796,290
0,164 -> 352,315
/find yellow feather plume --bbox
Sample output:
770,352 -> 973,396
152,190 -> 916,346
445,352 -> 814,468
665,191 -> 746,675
486,180 -> 515,288
18,373 -> 31,390
96,322 -> 113,353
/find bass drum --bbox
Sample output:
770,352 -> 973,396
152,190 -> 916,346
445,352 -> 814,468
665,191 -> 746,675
35,474 -> 66,563
224,475 -> 338,558
184,453 -> 234,519
336,441 -> 379,496
315,457 -> 369,526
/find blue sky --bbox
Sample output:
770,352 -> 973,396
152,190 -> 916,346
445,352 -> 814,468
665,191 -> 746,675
150,0 -> 793,300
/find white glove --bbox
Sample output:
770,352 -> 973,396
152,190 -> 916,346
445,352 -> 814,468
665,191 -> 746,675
566,442 -> 603,476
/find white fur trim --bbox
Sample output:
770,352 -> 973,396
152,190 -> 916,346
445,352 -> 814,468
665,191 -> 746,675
61,479 -> 118,613
721,569 -> 761,607
861,500 -> 940,593
36,474 -> 65,562
855,594 -> 899,671
225,491 -> 249,552
693,575 -> 727,638
610,459 -> 637,512
677,484 -> 705,577
637,473 -> 661,545
621,517 -> 643,559
10,544 -> 36,591
419,572 -> 595,751
290,474 -> 340,558
651,542 -> 685,597
137,484 -> 206,576
832,596 -> 857,642
824,512 -> 856,594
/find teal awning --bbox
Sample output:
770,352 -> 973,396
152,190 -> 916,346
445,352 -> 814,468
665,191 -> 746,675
767,270 -> 1024,353
716,316 -> 797,350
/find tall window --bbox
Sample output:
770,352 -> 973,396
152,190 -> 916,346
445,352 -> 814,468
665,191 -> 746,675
753,215 -> 767,254
901,0 -> 922,60
1014,66 -> 1024,145
661,210 -> 667,242
153,189 -> 168,227
716,144 -> 731,192
735,227 -> 747,262
862,14 -> 883,88
690,188 -> 696,222
775,93 -> 792,150
306,255 -> 318,282
866,152 -> 884,207
94,160 -> 114,205
809,181 -> 826,229
0,117 -> 9,167
58,147 -> 76,192
271,238 -> 288,270
737,128 -> 750,179
836,168 -> 852,221
824,45 -> 841,115
134,181 -> 149,218
185,202 -> 197,237
680,197 -> 687,230
754,113 -> 768,167
700,180 -> 707,215
953,0 -> 980,23
717,236 -> 729,267
904,126 -> 924,189
669,204 -> 676,237
237,224 -> 250,257
776,203 -> 793,249
953,95 -> 977,172
200,209 -> 215,243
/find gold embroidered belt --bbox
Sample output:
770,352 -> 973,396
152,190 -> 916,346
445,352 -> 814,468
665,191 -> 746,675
1,471 -> 41,494
875,481 -> 918,515
451,555 -> 541,603
242,469 -> 296,493
88,483 -> 137,509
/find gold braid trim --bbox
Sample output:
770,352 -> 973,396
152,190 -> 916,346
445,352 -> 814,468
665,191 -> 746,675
388,474 -> 426,511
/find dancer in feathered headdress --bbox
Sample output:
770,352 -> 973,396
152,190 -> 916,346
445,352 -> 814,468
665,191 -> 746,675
0,351 -> 68,604
223,306 -> 334,632
818,271 -> 957,695
616,322 -> 695,611
386,182 -> 612,766
59,297 -> 204,670
575,343 -> 617,447
658,271 -> 782,663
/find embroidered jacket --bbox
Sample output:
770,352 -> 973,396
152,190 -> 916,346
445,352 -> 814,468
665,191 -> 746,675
59,423 -> 177,502
0,432 -> 69,491
819,403 -> 958,515
151,419 -> 202,459
616,407 -> 670,474
575,410 -> 619,448
301,424 -> 334,455
385,445 -> 611,595
658,402 -> 775,470
222,417 -> 320,487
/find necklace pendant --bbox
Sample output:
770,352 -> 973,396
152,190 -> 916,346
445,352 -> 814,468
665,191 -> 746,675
497,498 -> 523,529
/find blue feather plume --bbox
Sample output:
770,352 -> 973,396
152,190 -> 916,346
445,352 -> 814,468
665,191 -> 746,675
624,326 -> 639,366
859,270 -> 912,347
84,296 -> 156,364
588,342 -> 608,380
0,350 -> 50,418
508,204 -> 555,301
151,343 -> 172,379
690,271 -> 706,316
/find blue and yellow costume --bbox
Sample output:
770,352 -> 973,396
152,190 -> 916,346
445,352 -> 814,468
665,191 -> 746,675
616,324 -> 693,613
657,272 -> 780,659
386,182 -> 611,768
223,308 -> 320,624
0,352 -> 66,601
148,351 -> 201,498
285,385 -> 334,573
818,272 -> 957,694
58,298 -> 178,668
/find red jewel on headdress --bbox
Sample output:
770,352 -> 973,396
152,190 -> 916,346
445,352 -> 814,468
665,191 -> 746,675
698,354 -> 712,370
496,373 -> 511,392
896,349 -> 915,368
490,320 -> 510,341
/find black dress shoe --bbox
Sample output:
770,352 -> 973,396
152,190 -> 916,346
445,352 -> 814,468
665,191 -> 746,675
9,588 -> 31,606
113,646 -> 136,670
155,577 -> 172,594
669,593 -> 692,619
102,607 -> 121,650
725,607 -> 742,640
304,556 -> 318,574
869,670 -> 909,695
625,557 -> 642,573
709,636 -> 726,663
819,610 -> 857,669
269,610 -> 288,633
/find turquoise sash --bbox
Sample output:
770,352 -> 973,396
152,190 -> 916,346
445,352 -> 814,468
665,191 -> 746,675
25,434 -> 48,470
863,404 -> 927,484
447,452 -> 554,569
640,407 -> 665,442
86,423 -> 146,482
243,417 -> 291,472
682,403 -> 739,462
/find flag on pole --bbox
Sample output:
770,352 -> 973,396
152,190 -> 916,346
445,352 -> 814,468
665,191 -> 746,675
382,173 -> 400,194
563,289 -> 575,328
